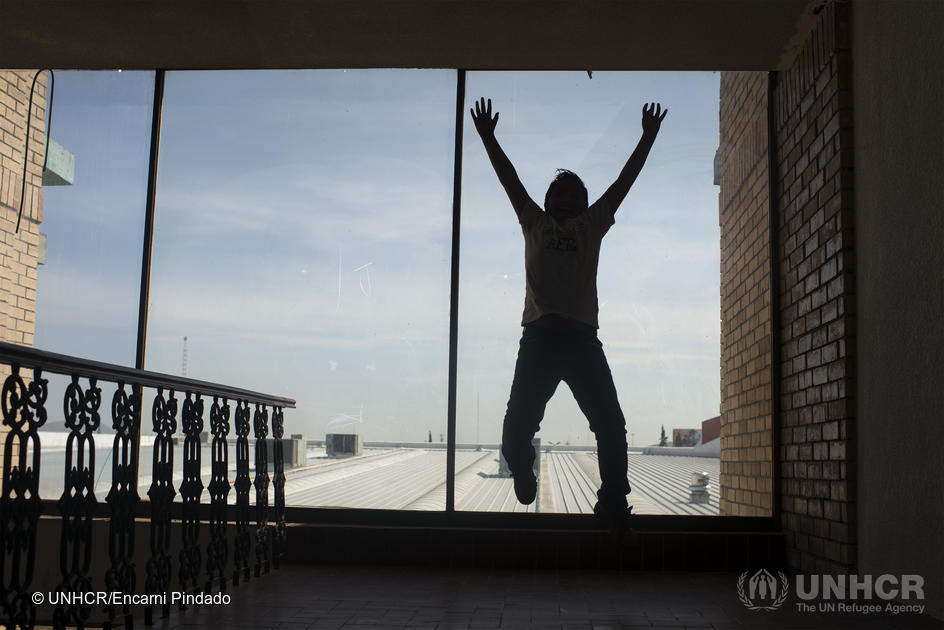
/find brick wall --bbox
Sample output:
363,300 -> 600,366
718,70 -> 774,517
0,69 -> 47,484
772,2 -> 856,574
1,69 -> 44,346
720,2 -> 856,573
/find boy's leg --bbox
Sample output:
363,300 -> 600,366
501,327 -> 561,502
562,333 -> 631,513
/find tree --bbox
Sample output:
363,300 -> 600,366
659,425 -> 668,447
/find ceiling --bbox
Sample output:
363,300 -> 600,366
1,0 -> 819,71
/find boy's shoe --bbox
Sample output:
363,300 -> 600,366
512,469 -> 537,505
593,502 -> 637,545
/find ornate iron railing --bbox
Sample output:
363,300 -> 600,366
0,341 -> 295,630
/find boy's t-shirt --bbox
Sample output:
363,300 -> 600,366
518,197 -> 614,329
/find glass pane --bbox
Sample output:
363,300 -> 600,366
26,70 -> 155,500
148,70 -> 455,509
458,72 -> 721,514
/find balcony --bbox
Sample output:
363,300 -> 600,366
1,340 -> 783,630
0,341 -> 294,629
2,68 -> 784,630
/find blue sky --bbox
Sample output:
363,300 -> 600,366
35,69 -> 720,448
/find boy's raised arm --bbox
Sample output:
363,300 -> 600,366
598,102 -> 668,214
471,97 -> 534,218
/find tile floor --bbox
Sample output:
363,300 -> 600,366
152,565 -> 944,630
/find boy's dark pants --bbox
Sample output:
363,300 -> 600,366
501,325 -> 631,512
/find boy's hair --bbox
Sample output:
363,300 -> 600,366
545,169 -> 588,209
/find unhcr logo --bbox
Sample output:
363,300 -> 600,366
736,569 -> 789,611
737,570 -> 927,615
795,574 -> 925,614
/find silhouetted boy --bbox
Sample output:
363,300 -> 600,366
471,97 -> 667,538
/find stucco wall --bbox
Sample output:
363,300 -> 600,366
852,0 -> 944,620
0,0 -> 811,71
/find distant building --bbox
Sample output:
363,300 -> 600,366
701,416 -> 720,443
672,428 -> 701,447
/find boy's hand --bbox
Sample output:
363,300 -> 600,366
471,97 -> 499,139
642,102 -> 667,137
599,102 -> 667,213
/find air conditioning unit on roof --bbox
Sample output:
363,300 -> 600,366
326,433 -> 361,458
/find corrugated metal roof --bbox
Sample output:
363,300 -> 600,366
36,442 -> 719,514
284,447 -> 719,515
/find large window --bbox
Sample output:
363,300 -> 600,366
147,70 -> 456,509
22,69 -> 726,515
457,72 -> 721,514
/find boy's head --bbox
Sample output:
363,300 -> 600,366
544,169 -> 588,220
